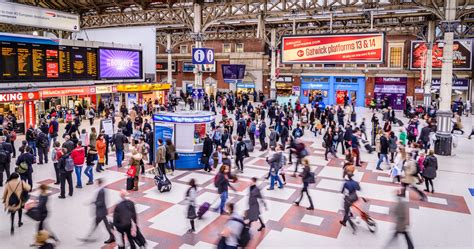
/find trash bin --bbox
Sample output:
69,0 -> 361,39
434,133 -> 452,156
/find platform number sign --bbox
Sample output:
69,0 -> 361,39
192,48 -> 214,64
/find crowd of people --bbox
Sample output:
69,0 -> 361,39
0,89 -> 468,249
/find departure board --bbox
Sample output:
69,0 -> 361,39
1,42 -> 16,80
58,45 -> 71,79
86,47 -> 97,79
31,44 -> 45,78
16,43 -> 31,79
45,47 -> 59,79
71,46 -> 87,79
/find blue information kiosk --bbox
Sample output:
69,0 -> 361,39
153,111 -> 215,170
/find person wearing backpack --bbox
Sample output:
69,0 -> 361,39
26,125 -> 37,157
36,130 -> 50,165
218,203 -> 248,249
247,119 -> 256,146
48,118 -> 59,145
234,137 -> 248,173
15,146 -> 34,190
292,123 -> 303,139
2,172 -> 31,235
267,145 -> 284,190
58,148 -> 74,199
0,136 -> 13,186
51,142 -> 63,185
294,159 -> 315,210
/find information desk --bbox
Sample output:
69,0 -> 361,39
153,111 -> 215,170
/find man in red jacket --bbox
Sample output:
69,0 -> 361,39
70,141 -> 85,188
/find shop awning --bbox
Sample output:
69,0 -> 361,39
116,83 -> 171,92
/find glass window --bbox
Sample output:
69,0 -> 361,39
236,43 -> 244,53
180,45 -> 188,54
389,46 -> 403,68
223,43 -> 232,53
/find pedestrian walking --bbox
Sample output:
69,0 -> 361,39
16,146 -> 35,190
385,197 -> 415,249
234,136 -> 249,173
339,175 -> 361,233
0,135 -> 13,186
112,129 -> 129,168
294,159 -> 315,210
2,172 -> 30,235
185,179 -> 197,233
113,190 -> 138,249
422,150 -> 438,193
248,177 -> 267,231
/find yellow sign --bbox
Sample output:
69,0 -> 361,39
116,83 -> 171,92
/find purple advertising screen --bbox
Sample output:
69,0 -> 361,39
98,48 -> 142,79
221,64 -> 246,79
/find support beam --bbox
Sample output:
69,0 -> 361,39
423,20 -> 435,107
270,28 -> 276,99
167,33 -> 173,89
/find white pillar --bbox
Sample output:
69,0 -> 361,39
270,29 -> 277,99
193,3 -> 202,110
435,0 -> 457,156
423,20 -> 435,107
167,33 -> 173,89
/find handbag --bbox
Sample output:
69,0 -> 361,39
20,182 -> 29,203
200,156 -> 209,165
126,166 -> 137,177
175,152 -> 179,160
26,207 -> 42,221
133,227 -> 146,247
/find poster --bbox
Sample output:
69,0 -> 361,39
410,40 -> 472,70
99,48 -> 142,79
281,33 -> 385,64
127,93 -> 137,110
154,124 -> 174,149
175,152 -> 204,169
24,100 -> 36,130
100,119 -> 114,137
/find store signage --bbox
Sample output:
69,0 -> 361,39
374,77 -> 407,84
281,33 -> 385,64
156,61 -> 176,72
99,48 -> 143,79
116,83 -> 171,92
236,83 -> 255,89
415,88 -> 424,94
431,78 -> 469,90
192,48 -> 214,64
95,85 -> 117,94
41,86 -> 95,98
0,92 -> 39,102
410,40 -> 472,70
24,100 -> 36,129
275,76 -> 293,83
374,84 -> 406,94
0,2 -> 79,32
153,113 -> 215,124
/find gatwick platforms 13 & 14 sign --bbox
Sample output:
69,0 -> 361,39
281,33 -> 385,64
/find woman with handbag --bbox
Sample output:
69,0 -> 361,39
128,150 -> 142,191
185,179 -> 197,233
2,172 -> 31,235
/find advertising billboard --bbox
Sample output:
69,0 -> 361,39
221,64 -> 246,79
281,33 -> 385,64
98,48 -> 142,79
410,40 -> 472,70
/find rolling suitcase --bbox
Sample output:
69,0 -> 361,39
350,112 -> 356,122
126,177 -> 134,190
243,139 -> 254,152
154,167 -> 172,193
197,202 -> 211,219
363,142 -> 374,153
396,118 -> 404,127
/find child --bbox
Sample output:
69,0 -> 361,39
85,144 -> 97,185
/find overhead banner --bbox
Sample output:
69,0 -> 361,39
281,33 -> 385,64
410,40 -> 472,70
41,86 -> 95,98
0,2 -> 80,32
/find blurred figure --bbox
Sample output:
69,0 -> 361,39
2,172 -> 31,235
247,177 -> 267,231
386,197 -> 414,249
113,190 -> 138,249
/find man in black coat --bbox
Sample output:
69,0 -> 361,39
236,118 -> 246,138
202,135 -> 214,172
62,135 -> 75,153
113,191 -> 138,249
376,133 -> 390,170
418,125 -> 432,153
81,178 -> 115,244
258,122 -> 267,151
36,130 -> 49,165
0,136 -> 13,186
280,123 -> 289,148
235,136 -> 249,173
58,148 -> 74,198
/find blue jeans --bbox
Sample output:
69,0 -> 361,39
269,174 -> 283,189
84,165 -> 93,183
219,191 -> 228,214
376,153 -> 389,169
116,149 -> 124,167
28,141 -> 37,156
75,166 -> 83,187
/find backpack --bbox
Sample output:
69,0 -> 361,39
65,156 -> 75,172
8,182 -> 21,206
39,135 -> 49,148
249,122 -> 256,133
294,128 -> 302,138
0,144 -> 9,162
231,218 -> 251,247
16,162 -> 28,174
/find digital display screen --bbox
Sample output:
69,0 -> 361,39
99,48 -> 142,79
86,47 -> 97,79
221,64 -> 246,79
71,46 -> 87,78
31,43 -> 45,78
58,45 -> 71,79
16,43 -> 31,79
45,47 -> 59,79
2,42 -> 16,80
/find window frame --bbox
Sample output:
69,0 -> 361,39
223,43 -> 232,53
179,45 -> 188,54
388,45 -> 404,68
236,43 -> 244,53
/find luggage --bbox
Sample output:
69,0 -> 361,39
126,177 -> 134,190
363,142 -> 374,153
154,174 -> 171,193
396,118 -> 404,127
243,139 -> 254,152
197,202 -> 211,219
350,112 -> 356,122
133,227 -> 147,247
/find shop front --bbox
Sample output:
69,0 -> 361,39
236,82 -> 255,97
116,83 -> 171,108
40,86 -> 97,116
0,91 -> 39,134
373,77 -> 407,110
431,78 -> 470,102
301,76 -> 366,106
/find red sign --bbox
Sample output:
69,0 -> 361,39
41,86 -> 96,98
281,33 -> 385,64
0,92 -> 39,103
24,100 -> 36,130
410,40 -> 472,70
46,49 -> 59,78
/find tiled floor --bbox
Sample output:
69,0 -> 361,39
0,107 -> 473,249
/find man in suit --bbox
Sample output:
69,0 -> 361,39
80,178 -> 115,244
0,136 -> 13,186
